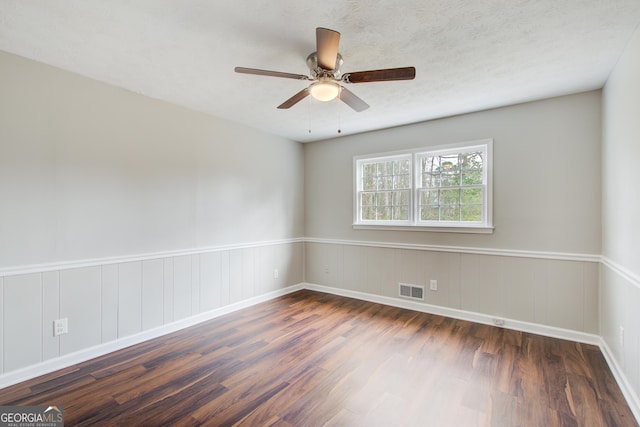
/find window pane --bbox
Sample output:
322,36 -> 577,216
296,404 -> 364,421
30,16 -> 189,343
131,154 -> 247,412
462,169 -> 483,185
381,161 -> 394,176
440,205 -> 460,221
397,159 -> 410,174
420,206 -> 439,221
376,206 -> 391,220
393,206 -> 408,220
378,176 -> 393,190
362,206 -> 376,220
440,172 -> 460,187
419,189 -> 438,205
461,152 -> 483,169
460,188 -> 482,204
376,191 -> 391,206
363,163 -> 377,177
439,189 -> 460,205
461,205 -> 482,222
394,174 -> 411,189
393,190 -> 409,206
422,156 -> 439,173
360,192 -> 375,206
440,154 -> 459,171
362,176 -> 376,191
422,173 -> 440,187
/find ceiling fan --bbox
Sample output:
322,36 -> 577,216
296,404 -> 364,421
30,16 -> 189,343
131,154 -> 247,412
234,27 -> 416,112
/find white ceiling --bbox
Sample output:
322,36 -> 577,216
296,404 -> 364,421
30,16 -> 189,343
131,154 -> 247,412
1,1 -> 640,143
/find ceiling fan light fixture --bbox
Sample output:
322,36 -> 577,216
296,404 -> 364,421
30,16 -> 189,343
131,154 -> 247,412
309,81 -> 340,102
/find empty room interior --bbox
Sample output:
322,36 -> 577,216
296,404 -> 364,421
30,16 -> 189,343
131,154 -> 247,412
1,1 -> 640,425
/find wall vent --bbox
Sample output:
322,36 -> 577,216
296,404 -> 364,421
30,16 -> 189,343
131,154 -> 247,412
399,283 -> 424,300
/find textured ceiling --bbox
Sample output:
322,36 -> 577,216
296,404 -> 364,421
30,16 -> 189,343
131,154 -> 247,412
1,1 -> 640,142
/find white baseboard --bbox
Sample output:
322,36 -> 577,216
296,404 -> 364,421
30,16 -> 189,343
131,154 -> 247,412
0,284 -> 304,389
598,338 -> 640,423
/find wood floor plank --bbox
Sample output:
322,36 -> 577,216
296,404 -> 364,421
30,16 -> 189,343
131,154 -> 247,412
0,289 -> 636,426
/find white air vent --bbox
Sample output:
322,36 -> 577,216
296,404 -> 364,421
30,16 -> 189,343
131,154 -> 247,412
399,283 -> 424,300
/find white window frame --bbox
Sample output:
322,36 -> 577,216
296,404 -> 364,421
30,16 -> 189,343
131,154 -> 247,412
354,153 -> 413,226
353,139 -> 494,234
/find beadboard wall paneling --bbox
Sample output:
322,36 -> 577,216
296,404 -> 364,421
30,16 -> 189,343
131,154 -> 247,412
0,242 -> 304,378
142,259 -> 164,330
59,267 -> 102,356
101,264 -> 119,343
42,271 -> 60,362
3,274 -> 42,372
305,241 -> 598,334
118,261 -> 143,338
600,262 -> 640,419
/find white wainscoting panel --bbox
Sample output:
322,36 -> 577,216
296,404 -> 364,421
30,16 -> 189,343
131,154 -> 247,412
0,240 -> 304,383
220,248 -> 232,308
163,258 -> 174,324
142,259 -> 164,331
101,264 -> 119,343
190,255 -> 200,315
118,261 -> 143,338
3,274 -> 42,372
172,255 -> 192,320
41,271 -> 60,362
305,241 -> 599,334
199,251 -> 221,313
228,250 -> 243,306
241,248 -> 256,301
600,260 -> 640,418
59,267 -> 102,355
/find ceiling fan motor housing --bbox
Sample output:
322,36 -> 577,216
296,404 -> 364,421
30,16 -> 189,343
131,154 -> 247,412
306,52 -> 343,78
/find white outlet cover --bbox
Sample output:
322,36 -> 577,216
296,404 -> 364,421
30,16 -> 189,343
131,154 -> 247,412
53,318 -> 68,336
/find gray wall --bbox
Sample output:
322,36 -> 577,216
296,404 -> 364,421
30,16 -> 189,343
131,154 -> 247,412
0,51 -> 305,375
304,92 -> 602,333
305,92 -> 602,254
601,26 -> 640,405
0,51 -> 304,268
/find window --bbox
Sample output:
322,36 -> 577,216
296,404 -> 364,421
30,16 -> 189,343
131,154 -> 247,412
354,139 -> 493,233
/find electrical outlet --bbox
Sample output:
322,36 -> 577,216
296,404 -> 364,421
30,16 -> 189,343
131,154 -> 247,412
274,269 -> 279,279
493,318 -> 505,327
620,326 -> 625,347
324,265 -> 329,274
53,318 -> 68,336
429,279 -> 437,291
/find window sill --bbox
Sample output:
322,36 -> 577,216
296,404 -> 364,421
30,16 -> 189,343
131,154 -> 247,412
353,224 -> 495,234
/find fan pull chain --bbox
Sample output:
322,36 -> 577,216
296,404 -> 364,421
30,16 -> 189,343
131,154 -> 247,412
337,90 -> 342,134
308,96 -> 312,134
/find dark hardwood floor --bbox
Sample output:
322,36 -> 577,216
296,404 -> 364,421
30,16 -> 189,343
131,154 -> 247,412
0,290 -> 636,426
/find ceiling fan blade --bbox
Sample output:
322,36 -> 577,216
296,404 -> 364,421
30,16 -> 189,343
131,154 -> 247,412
316,27 -> 341,70
343,66 -> 416,83
235,67 -> 309,80
339,86 -> 369,112
277,88 -> 310,109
